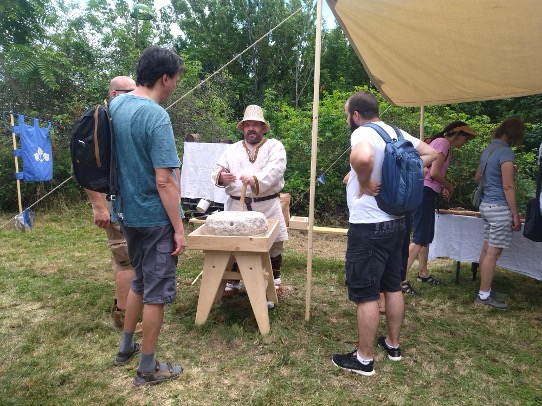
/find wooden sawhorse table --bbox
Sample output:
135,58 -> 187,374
187,219 -> 279,334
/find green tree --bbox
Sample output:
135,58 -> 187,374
171,0 -> 316,113
320,27 -> 370,93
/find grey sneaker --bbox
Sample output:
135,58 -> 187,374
475,296 -> 509,309
332,351 -> 375,376
490,290 -> 509,300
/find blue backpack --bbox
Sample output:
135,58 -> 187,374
363,123 -> 424,216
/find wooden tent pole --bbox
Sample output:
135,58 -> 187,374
419,106 -> 425,140
305,0 -> 323,321
10,113 -> 23,215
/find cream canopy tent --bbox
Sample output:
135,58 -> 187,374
305,0 -> 542,319
325,0 -> 542,106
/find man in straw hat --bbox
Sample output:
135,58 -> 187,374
212,104 -> 288,298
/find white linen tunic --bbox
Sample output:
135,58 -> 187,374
211,138 -> 288,242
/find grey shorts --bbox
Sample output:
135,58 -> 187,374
121,223 -> 178,304
480,202 -> 513,248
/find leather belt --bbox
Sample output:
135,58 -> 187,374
231,193 -> 279,211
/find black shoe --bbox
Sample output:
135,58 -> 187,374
402,281 -> 420,296
416,274 -> 444,286
332,351 -> 375,376
377,336 -> 402,361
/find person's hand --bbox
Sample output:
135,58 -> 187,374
511,214 -> 522,232
240,174 -> 256,187
357,178 -> 380,198
171,231 -> 186,256
93,206 -> 110,229
445,183 -> 454,198
219,170 -> 237,185
442,187 -> 450,202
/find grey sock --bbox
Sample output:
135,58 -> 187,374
119,331 -> 134,354
139,352 -> 155,373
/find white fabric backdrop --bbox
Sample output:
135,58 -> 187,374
181,142 -> 229,204
429,213 -> 542,281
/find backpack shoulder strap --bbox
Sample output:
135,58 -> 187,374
363,122 -> 394,143
389,125 -> 404,141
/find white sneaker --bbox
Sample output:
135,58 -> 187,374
222,281 -> 241,297
274,278 -> 283,295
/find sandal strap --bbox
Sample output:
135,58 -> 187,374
136,360 -> 179,383
116,342 -> 140,358
136,361 -> 161,381
418,274 -> 442,285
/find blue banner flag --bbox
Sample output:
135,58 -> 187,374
12,115 -> 53,181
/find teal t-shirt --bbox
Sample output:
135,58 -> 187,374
109,94 -> 181,227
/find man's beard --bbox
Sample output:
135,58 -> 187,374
245,132 -> 263,144
349,122 -> 360,133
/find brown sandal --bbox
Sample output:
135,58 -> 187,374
133,361 -> 183,386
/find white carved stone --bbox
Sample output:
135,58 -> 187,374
205,211 -> 268,236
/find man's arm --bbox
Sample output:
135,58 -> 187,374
85,189 -> 110,229
350,140 -> 379,197
156,168 -> 186,256
415,141 -> 438,168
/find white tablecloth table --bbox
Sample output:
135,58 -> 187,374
428,213 -> 542,281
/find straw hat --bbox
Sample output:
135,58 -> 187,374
236,105 -> 270,133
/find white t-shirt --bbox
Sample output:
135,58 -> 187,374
346,121 -> 421,224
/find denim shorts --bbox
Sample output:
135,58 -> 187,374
411,186 -> 438,246
345,219 -> 405,303
480,202 -> 513,248
122,223 -> 178,304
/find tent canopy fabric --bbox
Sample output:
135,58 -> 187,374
326,0 -> 542,107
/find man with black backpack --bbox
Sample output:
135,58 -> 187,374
84,76 -> 139,333
332,90 -> 437,376
109,46 -> 186,386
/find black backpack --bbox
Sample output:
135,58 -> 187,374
70,104 -> 118,198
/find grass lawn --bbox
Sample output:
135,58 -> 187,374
0,204 -> 541,405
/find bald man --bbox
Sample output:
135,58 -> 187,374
85,76 -> 140,332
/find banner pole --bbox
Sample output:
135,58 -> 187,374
10,113 -> 23,215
